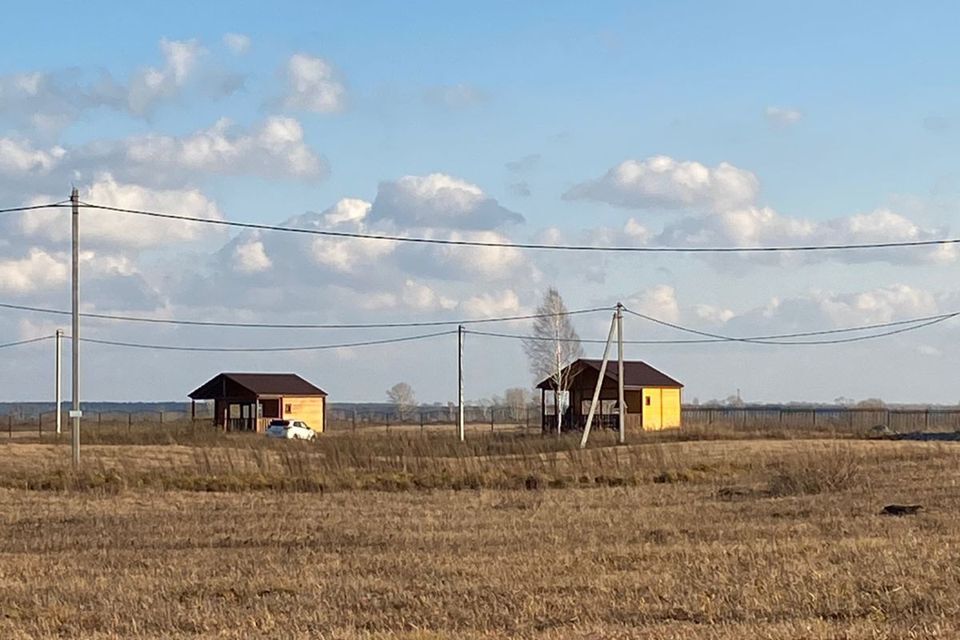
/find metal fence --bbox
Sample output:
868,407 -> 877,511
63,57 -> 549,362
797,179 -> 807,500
326,405 -> 542,432
1,411 -> 200,437
683,407 -> 960,431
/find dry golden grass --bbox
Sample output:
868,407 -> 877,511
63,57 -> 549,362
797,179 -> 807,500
1,432 -> 959,638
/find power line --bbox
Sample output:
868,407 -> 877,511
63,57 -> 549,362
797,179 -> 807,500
0,201 -> 70,216
69,329 -> 457,352
621,306 -> 960,344
78,200 -> 960,254
0,301 -> 610,329
0,335 -> 53,349
468,311 -> 959,346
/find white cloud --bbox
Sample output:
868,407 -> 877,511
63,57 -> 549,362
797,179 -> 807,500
565,155 -> 759,211
460,290 -> 522,317
695,304 -> 735,324
0,249 -> 68,294
21,174 -> 223,249
657,206 -> 956,265
401,280 -> 457,311
624,285 -> 680,323
765,106 -> 803,127
223,33 -> 251,55
369,173 -> 523,229
232,239 -> 272,273
323,198 -> 372,225
127,39 -> 204,115
112,116 -> 326,180
282,53 -> 346,113
311,235 -> 395,273
0,138 -> 65,175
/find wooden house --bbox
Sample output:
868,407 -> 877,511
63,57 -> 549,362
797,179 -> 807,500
536,358 -> 682,432
188,373 -> 327,433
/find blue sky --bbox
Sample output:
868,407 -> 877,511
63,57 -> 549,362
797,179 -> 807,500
1,1 -> 960,404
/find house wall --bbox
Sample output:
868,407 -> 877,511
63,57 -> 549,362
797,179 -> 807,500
282,396 -> 325,432
640,387 -> 682,430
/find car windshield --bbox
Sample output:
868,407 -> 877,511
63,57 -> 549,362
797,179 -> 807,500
269,420 -> 290,427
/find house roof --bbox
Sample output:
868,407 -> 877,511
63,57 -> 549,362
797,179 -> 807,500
536,358 -> 682,390
189,373 -> 327,399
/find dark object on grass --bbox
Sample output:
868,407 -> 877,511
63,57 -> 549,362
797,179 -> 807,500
881,504 -> 923,516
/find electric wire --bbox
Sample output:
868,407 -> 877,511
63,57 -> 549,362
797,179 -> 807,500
78,201 -> 960,254
0,301 -> 611,329
467,311 -> 959,346
0,201 -> 70,215
69,329 -> 457,352
0,336 -> 54,349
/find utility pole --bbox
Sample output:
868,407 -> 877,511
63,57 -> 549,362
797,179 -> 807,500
457,325 -> 465,442
70,188 -> 81,466
55,329 -> 62,436
616,302 -> 625,444
580,312 -> 617,448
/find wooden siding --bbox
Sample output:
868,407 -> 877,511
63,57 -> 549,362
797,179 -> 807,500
640,387 -> 682,430
282,396 -> 325,432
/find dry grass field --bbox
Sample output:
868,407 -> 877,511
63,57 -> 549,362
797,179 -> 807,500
2,428 -> 960,638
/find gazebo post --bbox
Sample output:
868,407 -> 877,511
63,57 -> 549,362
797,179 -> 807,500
540,388 -> 545,433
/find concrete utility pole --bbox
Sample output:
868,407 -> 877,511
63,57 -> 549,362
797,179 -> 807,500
457,325 -> 465,442
71,188 -> 81,466
617,302 -> 625,445
55,329 -> 62,436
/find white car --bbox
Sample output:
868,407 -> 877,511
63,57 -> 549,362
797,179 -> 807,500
265,419 -> 316,440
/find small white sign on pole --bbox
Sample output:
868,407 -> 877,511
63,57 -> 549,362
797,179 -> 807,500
68,410 -> 83,419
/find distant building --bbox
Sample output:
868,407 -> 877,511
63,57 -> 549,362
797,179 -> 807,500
536,359 -> 682,431
188,373 -> 327,433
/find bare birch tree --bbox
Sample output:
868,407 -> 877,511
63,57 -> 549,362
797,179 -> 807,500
386,382 -> 416,421
523,288 -> 583,434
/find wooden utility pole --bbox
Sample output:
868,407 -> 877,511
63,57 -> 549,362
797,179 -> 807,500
70,188 -> 81,466
55,329 -> 62,436
616,302 -> 625,445
457,325 -> 465,442
580,312 -> 618,448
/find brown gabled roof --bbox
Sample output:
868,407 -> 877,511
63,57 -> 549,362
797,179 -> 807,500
537,358 -> 682,390
189,373 -> 327,399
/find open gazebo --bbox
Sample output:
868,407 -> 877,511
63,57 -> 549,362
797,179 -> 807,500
536,359 -> 683,432
188,372 -> 328,433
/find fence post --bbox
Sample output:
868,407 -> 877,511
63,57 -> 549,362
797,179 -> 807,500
8,414 -> 11,439
38,413 -> 42,438
352,410 -> 357,433
490,409 -> 495,433
925,409 -> 930,430
812,410 -> 817,428
386,413 -> 390,433
128,413 -> 132,433
98,412 -> 102,427
159,411 -> 164,425
420,412 -> 424,435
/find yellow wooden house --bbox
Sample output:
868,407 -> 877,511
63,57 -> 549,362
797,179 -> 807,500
189,372 -> 327,433
536,358 -> 683,431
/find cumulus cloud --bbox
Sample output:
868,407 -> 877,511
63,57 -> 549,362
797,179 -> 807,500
0,138 -> 65,175
0,249 -> 68,294
127,39 -> 204,115
223,33 -> 251,55
0,38 -> 241,130
232,239 -> 272,273
460,290 -> 522,317
282,53 -> 346,113
765,106 -> 803,128
656,206 -> 956,265
565,155 -> 759,212
369,173 -> 523,229
624,285 -> 680,323
19,175 -> 223,249
91,116 -> 326,181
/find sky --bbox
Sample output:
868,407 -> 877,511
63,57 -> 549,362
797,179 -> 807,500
2,1 -> 960,405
